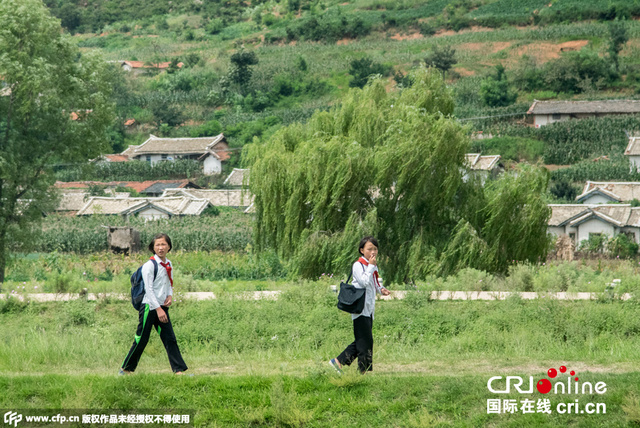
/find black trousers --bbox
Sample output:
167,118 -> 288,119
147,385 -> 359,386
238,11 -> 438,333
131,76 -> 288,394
121,304 -> 188,373
337,315 -> 373,373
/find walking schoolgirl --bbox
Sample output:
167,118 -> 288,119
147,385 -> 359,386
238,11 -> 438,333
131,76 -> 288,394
330,236 -> 390,374
120,233 -> 188,375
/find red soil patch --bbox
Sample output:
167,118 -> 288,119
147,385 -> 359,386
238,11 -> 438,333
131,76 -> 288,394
544,164 -> 572,171
435,26 -> 496,37
458,41 -> 511,53
512,40 -> 589,62
390,32 -> 423,41
455,68 -> 476,77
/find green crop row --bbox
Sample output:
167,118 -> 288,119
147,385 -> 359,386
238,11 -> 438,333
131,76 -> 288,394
28,211 -> 252,254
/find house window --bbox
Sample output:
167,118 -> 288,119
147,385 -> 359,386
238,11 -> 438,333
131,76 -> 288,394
569,233 -> 576,245
624,231 -> 636,243
161,154 -> 168,161
146,155 -> 151,163
552,113 -> 562,120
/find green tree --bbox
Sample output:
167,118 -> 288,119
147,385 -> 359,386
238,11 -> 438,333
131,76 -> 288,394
608,19 -> 628,74
480,64 -> 517,107
425,45 -> 457,79
348,57 -> 390,89
245,68 -> 551,282
150,101 -> 184,128
228,49 -> 259,95
0,0 -> 115,284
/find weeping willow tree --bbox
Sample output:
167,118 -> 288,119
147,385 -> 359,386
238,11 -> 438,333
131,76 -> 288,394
244,68 -> 551,282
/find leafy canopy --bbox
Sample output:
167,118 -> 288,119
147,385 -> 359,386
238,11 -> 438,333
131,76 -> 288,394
0,0 -> 115,283
245,68 -> 551,282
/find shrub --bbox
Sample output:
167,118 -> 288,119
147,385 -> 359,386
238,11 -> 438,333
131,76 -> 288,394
608,234 -> 639,259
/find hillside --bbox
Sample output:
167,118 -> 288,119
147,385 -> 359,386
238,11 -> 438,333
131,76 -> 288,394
44,0 -> 640,200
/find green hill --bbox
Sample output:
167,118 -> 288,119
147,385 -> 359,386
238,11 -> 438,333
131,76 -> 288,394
44,0 -> 640,196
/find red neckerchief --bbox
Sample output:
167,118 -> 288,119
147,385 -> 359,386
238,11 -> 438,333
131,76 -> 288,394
358,257 -> 381,289
153,256 -> 173,287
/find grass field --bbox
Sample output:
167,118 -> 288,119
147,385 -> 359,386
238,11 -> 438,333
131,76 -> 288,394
3,285 -> 640,426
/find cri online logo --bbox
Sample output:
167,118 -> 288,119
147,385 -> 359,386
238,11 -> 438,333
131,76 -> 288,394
488,365 -> 607,395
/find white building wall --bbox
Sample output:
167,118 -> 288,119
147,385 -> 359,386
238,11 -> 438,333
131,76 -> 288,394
577,219 -> 614,243
203,155 -> 222,175
134,154 -> 165,165
581,194 -> 615,204
136,207 -> 170,221
629,155 -> 640,173
548,226 -> 565,237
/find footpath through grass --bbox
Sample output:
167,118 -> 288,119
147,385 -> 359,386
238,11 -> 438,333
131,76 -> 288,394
3,285 -> 640,425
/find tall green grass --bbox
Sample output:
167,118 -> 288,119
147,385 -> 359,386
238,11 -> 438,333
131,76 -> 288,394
1,372 -> 637,426
2,292 -> 640,375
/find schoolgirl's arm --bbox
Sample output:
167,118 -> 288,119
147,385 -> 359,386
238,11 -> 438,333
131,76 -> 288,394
142,260 -> 162,310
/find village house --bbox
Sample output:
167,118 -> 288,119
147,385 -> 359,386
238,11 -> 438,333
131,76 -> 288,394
162,188 -> 254,212
121,134 -> 230,175
223,168 -> 249,187
463,153 -> 503,184
76,196 -> 212,220
576,181 -> 640,204
548,204 -> 640,246
528,100 -> 640,128
624,134 -> 640,172
119,60 -> 183,75
54,180 -> 202,214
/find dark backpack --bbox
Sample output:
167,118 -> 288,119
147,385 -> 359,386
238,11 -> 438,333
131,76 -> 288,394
130,259 -> 158,311
337,264 -> 366,314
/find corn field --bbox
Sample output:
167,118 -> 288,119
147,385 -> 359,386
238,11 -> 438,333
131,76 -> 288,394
30,210 -> 252,254
55,159 -> 204,182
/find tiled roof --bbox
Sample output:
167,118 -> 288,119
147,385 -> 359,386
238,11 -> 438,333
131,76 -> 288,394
624,136 -> 640,156
103,154 -> 130,162
55,180 -> 199,194
57,193 -> 90,211
124,119 -> 136,126
121,145 -> 139,157
548,204 -> 640,227
162,188 -> 253,207
122,61 -> 184,69
129,134 -> 226,156
465,154 -> 501,171
577,181 -> 640,202
76,196 -> 211,216
528,100 -> 640,115
223,168 -> 249,187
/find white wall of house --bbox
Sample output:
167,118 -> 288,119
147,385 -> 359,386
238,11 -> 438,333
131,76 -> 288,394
203,154 -> 222,175
134,154 -> 167,165
135,207 -> 170,221
548,225 -> 579,245
548,226 -> 565,236
581,194 -> 615,204
629,155 -> 640,172
534,114 -> 572,127
577,218 -> 614,243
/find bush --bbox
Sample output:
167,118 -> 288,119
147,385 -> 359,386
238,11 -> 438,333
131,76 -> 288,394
579,233 -> 608,254
470,136 -> 543,162
348,57 -> 392,88
284,8 -> 372,43
608,234 -> 639,259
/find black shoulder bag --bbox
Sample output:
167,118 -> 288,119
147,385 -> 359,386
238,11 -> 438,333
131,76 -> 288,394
337,269 -> 366,314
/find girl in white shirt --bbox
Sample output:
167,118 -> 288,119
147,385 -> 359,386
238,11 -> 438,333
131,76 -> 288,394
330,236 -> 390,374
120,234 -> 188,375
